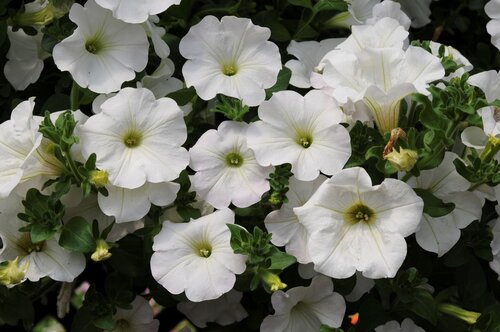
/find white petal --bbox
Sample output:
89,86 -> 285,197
98,182 -> 179,223
95,0 -> 181,23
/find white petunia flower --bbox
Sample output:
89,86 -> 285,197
95,0 -> 181,24
98,181 -> 179,223
0,98 -> 72,198
485,0 -> 500,51
407,152 -> 483,256
142,15 -> 170,59
345,272 -> 375,302
179,15 -> 282,106
468,70 -> 500,103
138,58 -> 193,115
264,175 -> 327,264
110,296 -> 159,332
52,0 -> 149,93
177,290 -> 248,328
322,17 -> 408,55
4,26 -> 49,91
151,209 -> 247,302
189,121 -> 273,209
284,38 -> 344,89
297,263 -> 318,280
320,18 -> 444,133
0,199 -> 85,282
247,90 -> 351,181
367,0 -> 412,29
79,87 -> 189,189
260,276 -> 345,332
294,167 -> 423,279
375,318 -> 425,332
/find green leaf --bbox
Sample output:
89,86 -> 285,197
30,222 -> 58,243
265,67 -> 292,99
413,188 -> 455,217
59,217 -> 96,253
176,205 -> 201,221
166,87 -> 196,106
288,0 -> 312,8
227,223 -> 248,251
313,0 -> 348,13
293,22 -> 318,40
267,249 -> 296,270
408,288 -> 438,325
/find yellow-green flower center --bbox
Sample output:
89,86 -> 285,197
344,202 -> 376,225
298,136 -> 312,148
123,130 -> 143,148
85,35 -> 104,54
222,63 -> 238,76
194,242 -> 212,258
225,152 -> 243,167
18,233 -> 46,255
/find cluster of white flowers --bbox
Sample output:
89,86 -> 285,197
0,0 -> 499,331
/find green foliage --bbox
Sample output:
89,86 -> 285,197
209,95 -> 250,121
38,111 -> 108,198
228,224 -> 296,292
266,163 -> 293,208
413,188 -> 455,218
265,67 -> 291,99
346,121 -> 384,168
454,152 -> 500,187
17,188 -> 65,243
172,170 -> 202,221
166,86 -> 197,106
59,216 -> 96,253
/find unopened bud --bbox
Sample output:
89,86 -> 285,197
438,303 -> 481,325
12,1 -> 72,27
384,147 -> 418,172
0,257 -> 29,287
261,271 -> 287,292
323,11 -> 353,29
91,239 -> 112,262
89,170 -> 108,188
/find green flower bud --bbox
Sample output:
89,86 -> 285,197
13,1 -> 72,27
384,147 -> 418,172
91,239 -> 112,262
439,303 -> 481,325
89,170 -> 109,188
261,270 -> 287,292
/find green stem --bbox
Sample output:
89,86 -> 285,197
63,148 -> 83,183
70,81 -> 80,111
